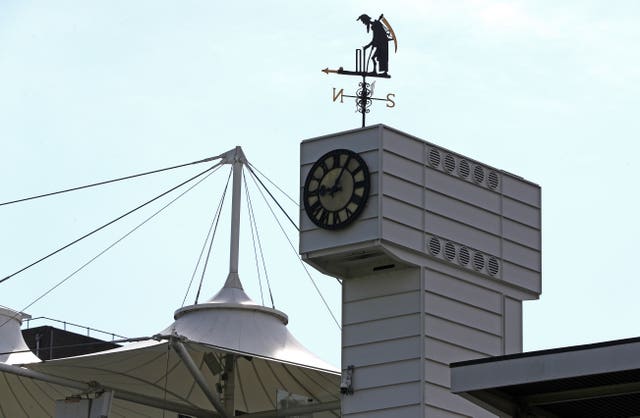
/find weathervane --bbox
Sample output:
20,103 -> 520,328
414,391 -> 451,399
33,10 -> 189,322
323,13 -> 398,127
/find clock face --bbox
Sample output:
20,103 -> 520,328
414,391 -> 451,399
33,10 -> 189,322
303,149 -> 370,230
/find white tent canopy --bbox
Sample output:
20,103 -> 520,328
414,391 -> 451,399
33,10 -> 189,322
0,280 -> 340,417
0,147 -> 340,417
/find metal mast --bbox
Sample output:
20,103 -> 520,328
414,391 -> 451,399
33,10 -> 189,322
220,146 -> 247,290
218,145 -> 247,416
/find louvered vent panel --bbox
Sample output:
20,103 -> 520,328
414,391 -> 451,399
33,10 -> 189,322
425,146 -> 500,191
425,235 -> 501,279
428,148 -> 441,167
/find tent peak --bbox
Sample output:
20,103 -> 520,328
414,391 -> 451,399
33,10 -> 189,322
209,283 -> 254,306
222,271 -> 243,290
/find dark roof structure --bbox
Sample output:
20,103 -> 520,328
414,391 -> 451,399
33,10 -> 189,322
22,326 -> 120,361
450,337 -> 640,417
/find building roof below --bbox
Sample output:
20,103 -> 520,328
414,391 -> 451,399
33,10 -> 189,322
451,337 -> 640,417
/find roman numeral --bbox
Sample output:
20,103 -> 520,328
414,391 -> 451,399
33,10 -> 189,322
312,167 -> 324,181
350,194 -> 363,205
342,154 -> 352,169
319,210 -> 329,225
309,201 -> 322,217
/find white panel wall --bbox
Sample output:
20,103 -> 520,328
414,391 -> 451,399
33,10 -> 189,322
301,125 -> 541,293
380,127 -> 541,296
300,125 -> 541,418
342,268 -> 423,417
424,265 -> 506,417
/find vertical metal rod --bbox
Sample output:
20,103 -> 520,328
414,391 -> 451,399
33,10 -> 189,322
229,147 -> 243,275
361,76 -> 366,128
223,354 -> 236,416
49,329 -> 54,360
172,339 -> 229,418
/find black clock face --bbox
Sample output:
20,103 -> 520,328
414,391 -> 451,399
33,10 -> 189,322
303,149 -> 370,230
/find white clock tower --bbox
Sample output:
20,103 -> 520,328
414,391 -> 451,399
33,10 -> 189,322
300,125 -> 541,417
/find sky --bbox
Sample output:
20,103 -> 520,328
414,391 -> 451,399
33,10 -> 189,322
2,1 -> 640,368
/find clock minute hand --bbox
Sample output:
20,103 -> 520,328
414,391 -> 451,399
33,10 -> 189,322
332,154 -> 352,192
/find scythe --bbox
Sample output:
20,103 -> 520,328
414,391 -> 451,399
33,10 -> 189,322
380,14 -> 398,53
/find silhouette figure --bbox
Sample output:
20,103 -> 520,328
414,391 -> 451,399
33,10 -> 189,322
357,14 -> 393,75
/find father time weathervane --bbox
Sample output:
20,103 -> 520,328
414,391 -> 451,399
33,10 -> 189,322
323,13 -> 398,127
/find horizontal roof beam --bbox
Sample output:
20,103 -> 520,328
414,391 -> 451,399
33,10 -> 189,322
525,381 -> 640,406
451,340 -> 640,393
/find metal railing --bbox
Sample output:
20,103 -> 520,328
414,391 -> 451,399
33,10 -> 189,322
23,316 -> 127,341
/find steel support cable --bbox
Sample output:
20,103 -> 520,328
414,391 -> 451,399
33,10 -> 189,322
181,209 -> 217,307
245,165 -> 299,232
193,166 -> 233,305
243,169 -> 269,308
182,197 -> 218,306
182,167 -> 232,307
0,155 -> 221,207
0,165 -> 222,331
248,172 -> 341,330
162,342 -> 171,418
246,162 -> 298,206
0,162 -> 222,286
243,170 -> 265,305
245,170 -> 275,309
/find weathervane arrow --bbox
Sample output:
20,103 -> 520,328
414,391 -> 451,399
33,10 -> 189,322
322,67 -> 342,75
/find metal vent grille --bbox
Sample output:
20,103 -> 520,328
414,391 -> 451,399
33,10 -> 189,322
488,257 -> 500,276
473,252 -> 485,271
426,236 -> 500,279
488,171 -> 499,190
426,146 -> 501,192
473,165 -> 485,184
428,148 -> 441,167
458,159 -> 470,178
444,242 -> 456,261
428,237 -> 441,255
458,247 -> 470,265
444,154 -> 456,173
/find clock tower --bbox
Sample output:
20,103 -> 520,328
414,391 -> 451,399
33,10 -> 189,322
300,125 -> 541,417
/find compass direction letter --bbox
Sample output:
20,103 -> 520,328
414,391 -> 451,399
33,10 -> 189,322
386,93 -> 396,108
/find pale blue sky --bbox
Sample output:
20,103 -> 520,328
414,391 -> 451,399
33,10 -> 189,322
2,1 -> 640,366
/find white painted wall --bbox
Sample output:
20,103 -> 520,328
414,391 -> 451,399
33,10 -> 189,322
300,125 -> 541,417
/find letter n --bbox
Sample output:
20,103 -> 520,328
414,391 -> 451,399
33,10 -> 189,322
332,88 -> 344,103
